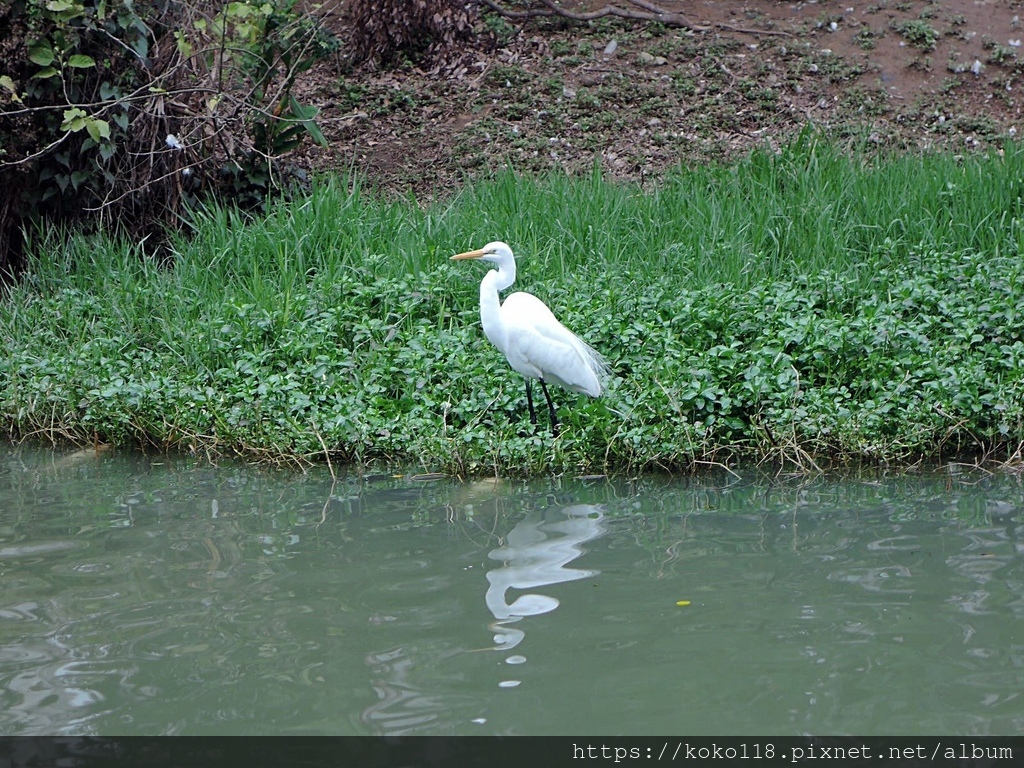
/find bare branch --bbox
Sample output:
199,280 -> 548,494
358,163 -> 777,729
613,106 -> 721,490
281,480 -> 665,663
0,130 -> 74,168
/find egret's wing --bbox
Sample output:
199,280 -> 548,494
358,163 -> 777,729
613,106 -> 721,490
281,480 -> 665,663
502,292 -> 609,396
509,294 -> 610,377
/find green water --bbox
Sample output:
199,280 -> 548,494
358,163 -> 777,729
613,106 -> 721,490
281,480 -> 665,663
1,445 -> 1022,736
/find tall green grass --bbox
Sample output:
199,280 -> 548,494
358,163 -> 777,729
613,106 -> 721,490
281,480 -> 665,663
4,136 -> 1024,472
153,132 -> 1024,292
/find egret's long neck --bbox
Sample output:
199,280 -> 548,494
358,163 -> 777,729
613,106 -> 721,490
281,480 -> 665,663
479,261 -> 514,352
491,256 -> 515,292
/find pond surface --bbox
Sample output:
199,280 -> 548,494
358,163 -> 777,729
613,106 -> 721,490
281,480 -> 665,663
1,445 -> 1022,736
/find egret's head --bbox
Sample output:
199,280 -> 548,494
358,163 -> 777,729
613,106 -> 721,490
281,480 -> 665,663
450,241 -> 514,264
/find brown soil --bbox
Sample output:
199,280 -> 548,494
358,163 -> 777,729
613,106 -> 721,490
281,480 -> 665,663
298,1 -> 1024,197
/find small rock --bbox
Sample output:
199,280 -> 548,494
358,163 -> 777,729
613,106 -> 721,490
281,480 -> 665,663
971,59 -> 983,75
603,40 -> 618,56
637,52 -> 668,66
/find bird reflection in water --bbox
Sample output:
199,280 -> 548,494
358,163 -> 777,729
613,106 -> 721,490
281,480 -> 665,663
483,504 -> 605,653
360,502 -> 604,734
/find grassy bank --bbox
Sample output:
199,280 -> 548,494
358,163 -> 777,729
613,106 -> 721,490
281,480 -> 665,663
3,137 -> 1024,473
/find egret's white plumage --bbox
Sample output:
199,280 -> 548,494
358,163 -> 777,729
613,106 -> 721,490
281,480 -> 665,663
451,241 -> 609,428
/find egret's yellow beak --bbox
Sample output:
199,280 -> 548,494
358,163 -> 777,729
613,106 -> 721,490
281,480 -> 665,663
451,248 -> 486,261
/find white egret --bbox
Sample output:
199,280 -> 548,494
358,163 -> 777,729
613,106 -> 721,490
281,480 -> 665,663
451,241 -> 609,431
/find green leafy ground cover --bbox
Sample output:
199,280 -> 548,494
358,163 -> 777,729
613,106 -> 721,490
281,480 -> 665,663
3,138 -> 1024,473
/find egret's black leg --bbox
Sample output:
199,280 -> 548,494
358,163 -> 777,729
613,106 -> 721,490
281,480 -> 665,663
539,379 -> 559,434
525,379 -> 538,425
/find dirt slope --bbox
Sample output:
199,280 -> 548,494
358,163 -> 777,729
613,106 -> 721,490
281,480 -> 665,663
297,1 -> 1024,196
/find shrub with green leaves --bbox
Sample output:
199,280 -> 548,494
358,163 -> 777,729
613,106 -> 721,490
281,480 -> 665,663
0,0 -> 335,275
